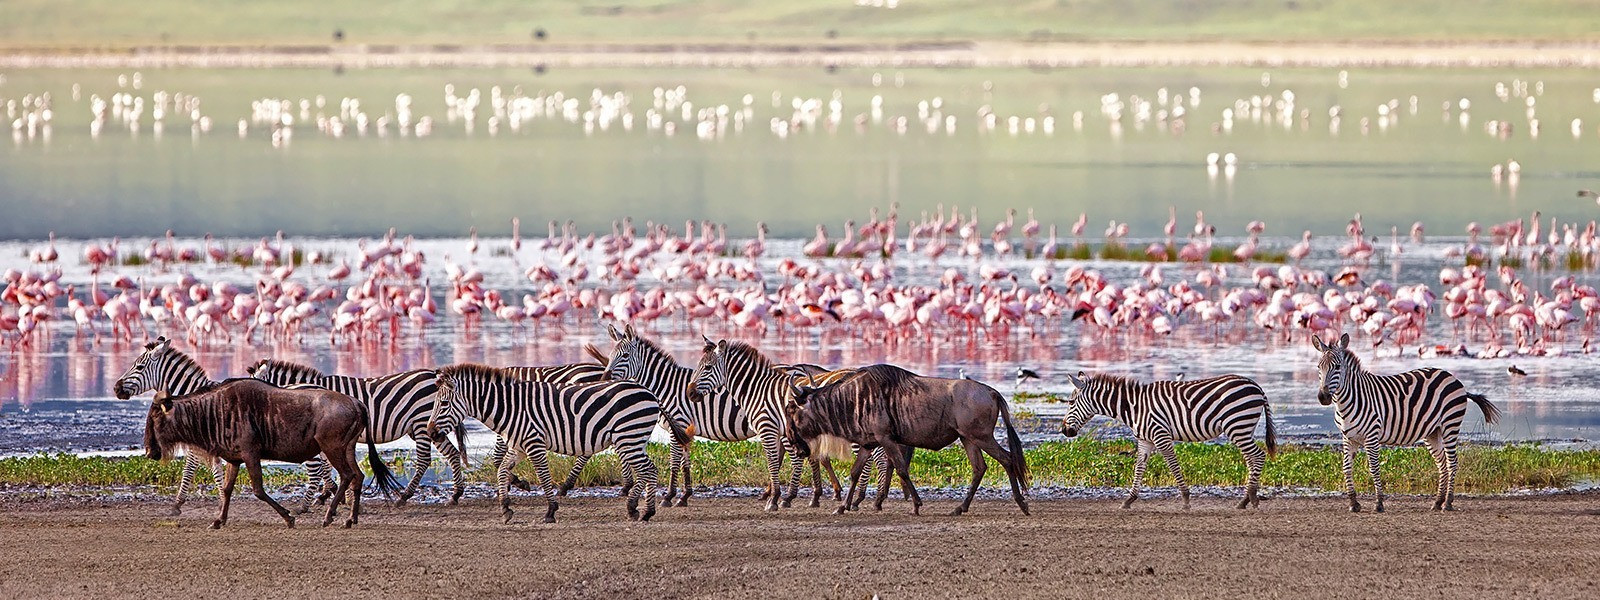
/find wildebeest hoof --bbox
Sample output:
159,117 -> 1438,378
169,507 -> 183,517
541,515 -> 556,524
628,509 -> 640,521
1019,503 -> 1031,516
284,516 -> 296,528
808,498 -> 821,508
948,508 -> 965,516
209,520 -> 223,529
502,509 -> 514,524
1350,502 -> 1362,513
674,498 -> 689,508
831,506 -> 847,516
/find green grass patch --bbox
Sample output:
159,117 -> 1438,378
10,441 -> 1600,495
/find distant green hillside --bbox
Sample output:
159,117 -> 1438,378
1,0 -> 1594,48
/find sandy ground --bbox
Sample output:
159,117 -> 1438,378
1,491 -> 1596,599
3,41 -> 1599,69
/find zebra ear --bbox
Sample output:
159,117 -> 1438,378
624,323 -> 636,338
245,361 -> 258,375
1338,333 -> 1350,349
715,340 -> 728,353
702,335 -> 715,352
606,323 -> 623,341
1311,335 -> 1325,351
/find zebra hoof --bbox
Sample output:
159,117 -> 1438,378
1375,504 -> 1385,514
628,509 -> 640,521
1236,498 -> 1250,510
640,508 -> 655,522
1350,503 -> 1362,513
169,507 -> 184,517
948,508 -> 966,517
674,498 -> 689,508
1443,504 -> 1456,512
780,498 -> 794,509
322,516 -> 334,528
832,506 -> 847,516
809,498 -> 821,508
284,515 -> 296,528
343,518 -> 355,529
542,515 -> 556,524
210,520 -> 223,530
502,509 -> 514,524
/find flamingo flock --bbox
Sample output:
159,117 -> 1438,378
4,205 -> 1599,361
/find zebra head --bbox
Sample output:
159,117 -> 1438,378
1060,371 -> 1097,438
1311,333 -> 1353,405
427,369 -> 466,444
691,336 -> 730,399
115,336 -> 173,399
603,323 -> 647,382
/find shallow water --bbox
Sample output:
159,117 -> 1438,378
3,66 -> 1599,241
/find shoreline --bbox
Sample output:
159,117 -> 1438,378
5,40 -> 1600,70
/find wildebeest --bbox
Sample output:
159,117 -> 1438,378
784,364 -> 1030,516
143,378 -> 400,529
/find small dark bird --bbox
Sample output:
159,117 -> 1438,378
1015,368 -> 1041,386
1508,365 -> 1527,377
1174,372 -> 1186,382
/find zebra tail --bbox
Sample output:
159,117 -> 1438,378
454,422 -> 471,471
359,403 -> 401,498
583,343 -> 610,366
1468,392 -> 1502,425
996,392 -> 1031,490
665,413 -> 694,446
1263,403 -> 1278,458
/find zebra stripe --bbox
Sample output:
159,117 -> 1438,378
1313,333 -> 1501,512
246,358 -> 465,505
1063,371 -> 1276,509
601,324 -> 716,507
494,362 -> 608,493
427,364 -> 661,523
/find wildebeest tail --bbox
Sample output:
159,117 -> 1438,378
996,391 -> 1030,489
358,403 -> 401,497
1468,392 -> 1502,425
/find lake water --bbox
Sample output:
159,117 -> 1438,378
2,65 -> 1599,455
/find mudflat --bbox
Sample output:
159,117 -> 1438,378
1,493 -> 1596,599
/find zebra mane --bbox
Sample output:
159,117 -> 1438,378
256,358 -> 326,379
1088,373 -> 1143,389
627,332 -> 676,362
159,345 -> 209,379
436,363 -> 516,385
721,341 -> 775,369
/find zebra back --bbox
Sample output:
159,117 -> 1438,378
434,364 -> 662,456
503,363 -> 606,385
1066,373 -> 1268,442
246,358 -> 440,443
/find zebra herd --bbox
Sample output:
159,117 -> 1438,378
117,329 -> 1502,525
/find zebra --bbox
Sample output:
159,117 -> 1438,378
245,359 -> 467,505
424,364 -> 669,523
1061,370 -> 1276,509
113,336 -> 324,515
599,324 -> 715,507
1312,333 -> 1502,512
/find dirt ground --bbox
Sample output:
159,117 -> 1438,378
1,492 -> 1596,599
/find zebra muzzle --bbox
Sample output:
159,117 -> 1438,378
1061,426 -> 1078,438
1317,391 -> 1333,406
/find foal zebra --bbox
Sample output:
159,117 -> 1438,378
426,364 -> 667,523
1062,371 -> 1276,509
246,359 -> 467,505
1312,333 -> 1502,512
114,336 -> 275,515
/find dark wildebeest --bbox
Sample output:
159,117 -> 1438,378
784,364 -> 1030,516
143,378 -> 400,529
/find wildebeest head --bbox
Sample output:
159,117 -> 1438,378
143,394 -> 176,462
691,337 -> 729,400
116,336 -> 173,399
781,370 -> 830,459
1060,371 -> 1095,438
1311,333 -> 1352,406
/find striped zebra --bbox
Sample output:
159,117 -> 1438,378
245,359 -> 467,505
599,324 -> 714,507
425,364 -> 667,523
1312,333 -> 1502,512
1061,370 -> 1276,509
113,337 -> 324,515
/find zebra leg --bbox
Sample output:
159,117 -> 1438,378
1363,436 -> 1385,513
300,456 -> 330,514
396,433 -> 433,506
431,428 -> 469,505
1125,440 -> 1153,509
172,453 -> 203,516
1425,434 -> 1449,511
663,441 -> 683,506
870,448 -> 893,511
677,442 -> 694,507
524,446 -> 559,524
759,432 -> 785,512
212,462 -> 240,530
1234,433 -> 1266,509
618,441 -> 660,522
492,436 -> 533,492
496,446 -> 526,524
780,442 -> 803,508
1443,447 -> 1460,511
556,456 -> 590,497
1342,438 -> 1362,512
1154,436 -> 1189,509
